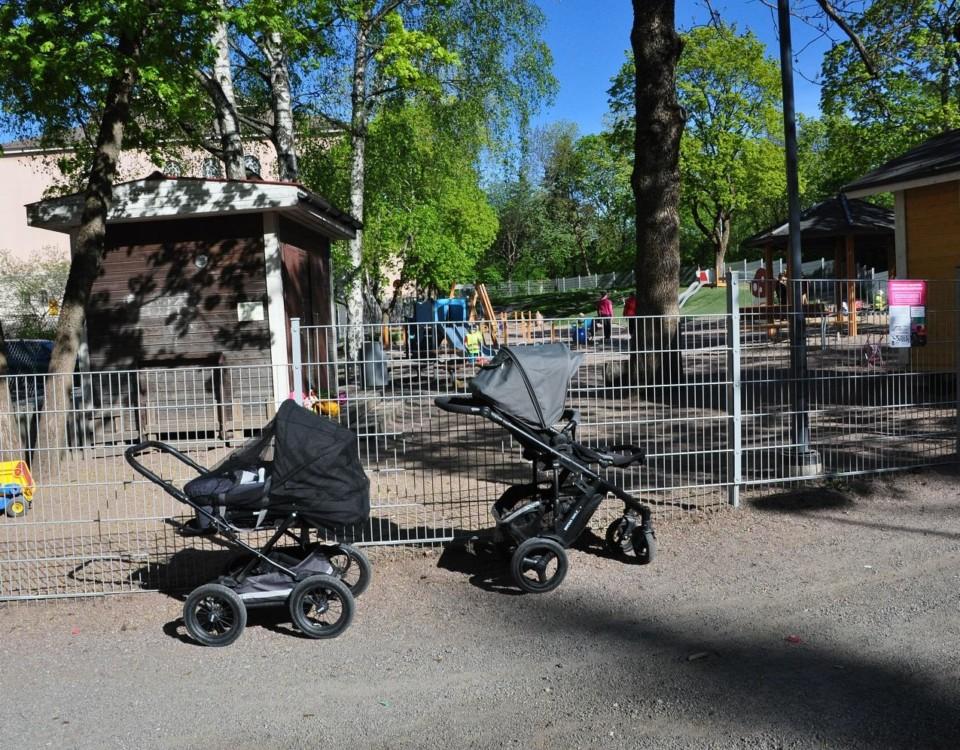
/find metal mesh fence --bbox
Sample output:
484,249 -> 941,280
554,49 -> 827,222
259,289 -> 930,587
0,275 -> 956,600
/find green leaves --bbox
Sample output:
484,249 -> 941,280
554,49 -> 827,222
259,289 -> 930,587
813,0 -> 960,197
0,0 -> 220,171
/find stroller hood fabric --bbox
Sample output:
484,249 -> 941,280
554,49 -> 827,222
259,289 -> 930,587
212,400 -> 370,526
469,344 -> 582,429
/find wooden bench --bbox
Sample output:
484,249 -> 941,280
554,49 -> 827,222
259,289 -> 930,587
739,303 -> 836,341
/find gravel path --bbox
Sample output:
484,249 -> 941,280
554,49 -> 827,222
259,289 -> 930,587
2,467 -> 960,749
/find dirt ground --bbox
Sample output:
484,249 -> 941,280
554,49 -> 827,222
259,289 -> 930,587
2,466 -> 960,750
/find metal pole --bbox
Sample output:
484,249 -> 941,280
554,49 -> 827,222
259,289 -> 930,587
777,0 -> 820,475
291,317 -> 303,406
726,271 -> 742,507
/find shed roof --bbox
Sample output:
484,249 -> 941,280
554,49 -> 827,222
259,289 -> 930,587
844,129 -> 960,197
25,172 -> 360,240
741,195 -> 894,249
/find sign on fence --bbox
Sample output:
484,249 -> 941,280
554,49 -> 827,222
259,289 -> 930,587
888,279 -> 927,348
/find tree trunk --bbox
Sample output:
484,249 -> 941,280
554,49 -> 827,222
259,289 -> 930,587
263,31 -> 299,182
211,5 -> 245,180
345,18 -> 370,362
713,214 -> 730,284
630,0 -> 685,385
0,320 -> 22,458
34,32 -> 143,471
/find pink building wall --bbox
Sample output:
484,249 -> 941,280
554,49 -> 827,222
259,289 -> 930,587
0,140 -> 280,261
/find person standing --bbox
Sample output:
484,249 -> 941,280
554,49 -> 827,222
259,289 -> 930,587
596,290 -> 613,344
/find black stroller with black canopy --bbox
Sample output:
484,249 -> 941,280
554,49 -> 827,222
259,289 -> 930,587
436,343 -> 655,593
125,400 -> 371,646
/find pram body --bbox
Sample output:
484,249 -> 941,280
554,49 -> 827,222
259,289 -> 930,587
125,400 -> 371,646
436,343 -> 655,593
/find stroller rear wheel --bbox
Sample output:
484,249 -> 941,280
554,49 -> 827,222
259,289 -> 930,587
289,574 -> 355,638
510,538 -> 568,594
183,583 -> 246,647
325,543 -> 372,597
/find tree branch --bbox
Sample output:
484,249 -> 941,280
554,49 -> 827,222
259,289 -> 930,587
814,0 -> 878,77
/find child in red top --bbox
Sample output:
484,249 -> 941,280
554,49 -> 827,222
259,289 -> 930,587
596,290 -> 613,344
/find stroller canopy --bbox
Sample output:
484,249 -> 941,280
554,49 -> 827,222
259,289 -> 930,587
469,344 -> 582,429
213,400 -> 370,525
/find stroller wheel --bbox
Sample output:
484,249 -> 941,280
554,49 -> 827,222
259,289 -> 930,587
605,517 -> 636,559
326,543 -> 372,598
631,528 -> 656,565
510,538 -> 568,594
183,584 -> 246,647
289,575 -> 355,639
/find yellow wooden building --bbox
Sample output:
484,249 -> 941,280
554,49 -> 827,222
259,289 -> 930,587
845,130 -> 960,369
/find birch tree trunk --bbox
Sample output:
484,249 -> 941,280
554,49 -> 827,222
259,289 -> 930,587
630,0 -> 685,386
210,5 -> 246,180
34,31 -> 143,471
263,30 -> 298,182
345,18 -> 370,362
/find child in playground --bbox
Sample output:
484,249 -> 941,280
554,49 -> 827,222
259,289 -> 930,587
465,324 -> 483,358
596,290 -> 613,344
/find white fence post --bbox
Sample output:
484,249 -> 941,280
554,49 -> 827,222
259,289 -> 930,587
291,317 -> 303,405
726,271 -> 742,508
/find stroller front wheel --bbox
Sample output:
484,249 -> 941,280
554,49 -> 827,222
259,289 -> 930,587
510,538 -> 568,594
183,583 -> 246,647
289,574 -> 355,638
632,528 -> 656,565
605,516 -> 635,559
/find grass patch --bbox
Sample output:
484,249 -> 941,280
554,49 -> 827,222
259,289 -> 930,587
489,282 -> 751,318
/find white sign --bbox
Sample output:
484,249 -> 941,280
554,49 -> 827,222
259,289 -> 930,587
889,305 -> 911,348
237,301 -> 265,322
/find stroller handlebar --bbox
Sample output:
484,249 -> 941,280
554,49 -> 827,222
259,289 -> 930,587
124,440 -> 208,487
434,395 -> 491,418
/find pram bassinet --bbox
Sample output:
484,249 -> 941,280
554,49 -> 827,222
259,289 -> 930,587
183,399 -> 370,529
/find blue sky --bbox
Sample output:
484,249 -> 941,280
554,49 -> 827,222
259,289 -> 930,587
532,0 -> 835,135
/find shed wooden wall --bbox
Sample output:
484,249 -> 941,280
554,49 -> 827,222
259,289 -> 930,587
278,216 -> 334,393
86,214 -> 271,369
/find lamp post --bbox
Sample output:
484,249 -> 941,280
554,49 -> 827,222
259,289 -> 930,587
777,0 -> 821,475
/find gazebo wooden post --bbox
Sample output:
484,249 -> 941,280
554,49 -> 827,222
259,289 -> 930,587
834,236 -> 844,329
764,243 -> 775,338
846,233 -> 857,336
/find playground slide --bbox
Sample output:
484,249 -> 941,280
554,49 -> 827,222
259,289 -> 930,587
442,325 -> 494,359
678,279 -> 703,309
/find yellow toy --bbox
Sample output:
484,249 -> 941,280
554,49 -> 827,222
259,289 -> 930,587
0,460 -> 34,518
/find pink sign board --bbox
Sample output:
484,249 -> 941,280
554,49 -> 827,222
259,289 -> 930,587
888,280 -> 926,306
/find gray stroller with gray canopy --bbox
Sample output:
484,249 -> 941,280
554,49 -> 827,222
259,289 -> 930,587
125,400 -> 371,646
436,343 -> 655,593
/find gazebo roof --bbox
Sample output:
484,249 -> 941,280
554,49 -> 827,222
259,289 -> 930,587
741,195 -> 894,249
25,172 -> 361,240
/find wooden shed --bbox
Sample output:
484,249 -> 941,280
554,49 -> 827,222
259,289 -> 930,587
845,130 -> 960,369
26,173 -> 359,439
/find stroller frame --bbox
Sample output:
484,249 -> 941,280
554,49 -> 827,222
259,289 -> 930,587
126,440 -> 368,646
436,394 -> 655,593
